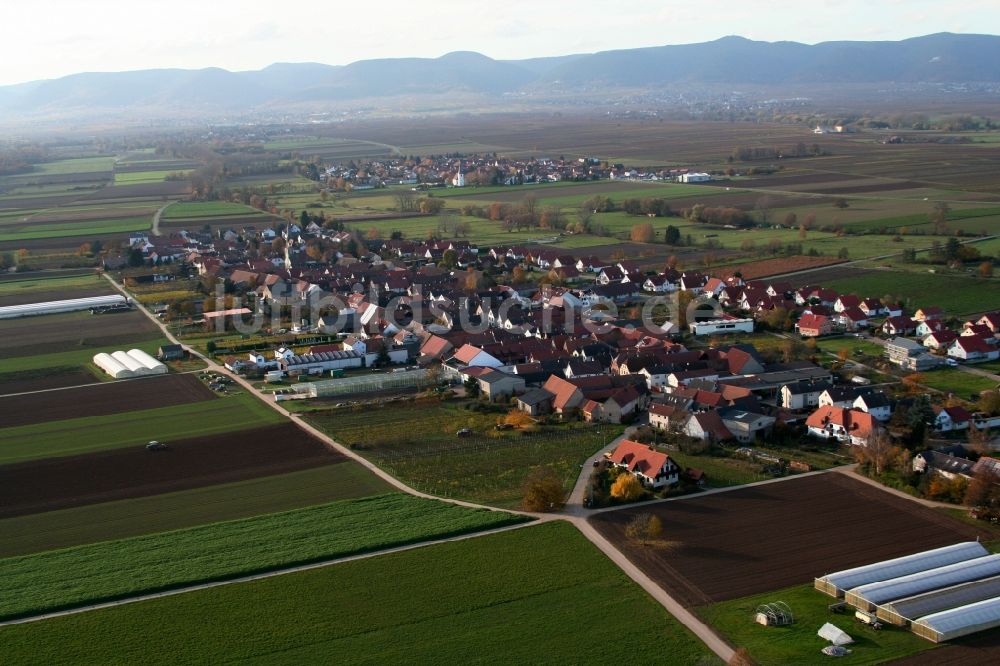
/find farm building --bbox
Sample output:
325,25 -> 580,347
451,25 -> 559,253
690,318 -> 754,336
92,349 -> 167,378
910,597 -> 1000,643
877,575 -> 1000,626
0,295 -> 127,319
815,542 -> 988,598
279,350 -> 364,375
844,554 -> 1000,611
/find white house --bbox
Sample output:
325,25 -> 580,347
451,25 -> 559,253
607,440 -> 679,489
853,393 -> 892,422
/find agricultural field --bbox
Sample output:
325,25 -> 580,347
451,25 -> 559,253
0,463 -> 393,557
589,473 -> 991,607
0,389 -> 285,466
0,493 -> 527,621
0,522 -> 717,665
113,170 -> 189,185
821,270 -> 1000,316
306,399 -> 620,508
160,201 -> 264,219
1,374 -> 216,427
0,309 -> 163,361
0,271 -> 110,306
0,334 -> 172,374
0,365 -> 96,394
918,368 -> 999,398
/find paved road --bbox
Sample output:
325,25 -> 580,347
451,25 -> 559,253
99,273 -> 738,662
564,428 -> 630,515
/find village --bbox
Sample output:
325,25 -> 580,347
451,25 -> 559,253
108,205 -> 1000,514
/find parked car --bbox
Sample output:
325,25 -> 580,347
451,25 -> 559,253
456,428 -> 472,438
146,440 -> 168,451
946,358 -> 959,367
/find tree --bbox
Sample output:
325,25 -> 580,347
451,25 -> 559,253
419,197 -> 445,214
366,227 -> 382,241
522,468 -> 566,512
979,261 -> 994,278
783,212 -> 798,227
511,266 -> 527,285
503,409 -> 534,429
624,513 -> 663,546
441,249 -> 458,269
837,247 -> 850,260
964,468 -> 1000,521
833,198 -> 850,209
978,391 -> 1000,416
394,190 -> 418,212
854,428 -> 894,476
945,237 -> 961,260
611,473 -> 645,502
630,222 -> 655,243
664,225 -> 681,245
463,375 -> 480,398
754,196 -> 774,224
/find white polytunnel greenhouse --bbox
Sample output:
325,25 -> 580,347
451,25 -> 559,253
877,575 -> 1000,626
815,542 -> 989,598
0,295 -> 126,319
127,348 -> 168,374
911,597 -> 1000,643
111,350 -> 148,375
846,554 -> 1000,611
93,353 -> 136,379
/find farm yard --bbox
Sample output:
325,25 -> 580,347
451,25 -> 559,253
0,494 -> 527,621
589,473 -> 992,607
0,522 -> 716,666
305,400 -> 621,508
0,422 -> 344,517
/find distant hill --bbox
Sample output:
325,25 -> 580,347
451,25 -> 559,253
3,33 -> 1000,121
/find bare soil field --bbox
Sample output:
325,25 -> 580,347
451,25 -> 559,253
0,194 -> 81,210
589,473 -> 990,607
24,207 -> 156,224
893,630 -> 1000,664
158,214 -> 276,230
0,231 -> 132,252
81,181 -> 190,200
0,367 -> 96,394
1,374 -> 216,427
703,173 -> 858,189
0,423 -> 343,517
0,310 -> 161,359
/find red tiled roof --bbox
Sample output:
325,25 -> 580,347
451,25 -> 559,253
608,440 -> 670,478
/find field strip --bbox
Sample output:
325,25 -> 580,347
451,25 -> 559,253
0,369 -> 200,398
0,518 -> 548,628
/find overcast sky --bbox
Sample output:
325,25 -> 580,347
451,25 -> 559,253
3,0 -> 1000,86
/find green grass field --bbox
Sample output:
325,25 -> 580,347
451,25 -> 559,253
918,368 -> 999,397
0,216 -> 151,242
113,170 -> 189,185
823,271 -> 1000,316
0,390 -> 284,464
0,272 -> 106,299
0,493 -> 526,621
0,522 -> 717,665
816,337 -> 887,359
698,584 -> 936,665
28,157 -> 116,175
161,201 -> 263,219
0,335 -> 172,373
0,463 -> 393,557
306,401 -> 619,508
666,451 -> 770,487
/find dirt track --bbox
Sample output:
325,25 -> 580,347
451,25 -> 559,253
590,473 -> 991,607
0,423 -> 344,517
1,374 -> 216,427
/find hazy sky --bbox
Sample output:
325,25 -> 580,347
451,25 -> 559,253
3,0 -> 1000,85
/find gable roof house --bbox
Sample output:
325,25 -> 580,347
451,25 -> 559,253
796,313 -> 833,338
683,410 -> 734,442
607,440 -> 680,489
948,336 -> 1000,363
933,405 -> 973,432
853,392 -> 892,422
805,406 -> 880,446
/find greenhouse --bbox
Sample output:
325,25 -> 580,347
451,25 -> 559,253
127,348 -> 168,375
846,554 -> 1000,611
292,369 -> 431,398
0,295 -> 126,319
815,542 -> 988,598
877,575 -> 1000,626
911,597 -> 1000,643
93,352 -> 136,379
